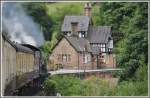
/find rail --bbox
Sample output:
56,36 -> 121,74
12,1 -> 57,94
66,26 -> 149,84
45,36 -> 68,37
48,68 -> 123,75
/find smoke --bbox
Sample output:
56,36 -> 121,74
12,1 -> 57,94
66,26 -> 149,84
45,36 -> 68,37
2,2 -> 45,47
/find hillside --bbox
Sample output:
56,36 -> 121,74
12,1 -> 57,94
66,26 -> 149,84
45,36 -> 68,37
23,2 -> 148,96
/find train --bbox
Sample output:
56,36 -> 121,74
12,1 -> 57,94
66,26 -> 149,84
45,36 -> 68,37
1,32 -> 47,96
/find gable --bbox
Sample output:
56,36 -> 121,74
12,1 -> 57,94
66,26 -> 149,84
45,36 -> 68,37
51,37 -> 78,55
51,35 -> 92,54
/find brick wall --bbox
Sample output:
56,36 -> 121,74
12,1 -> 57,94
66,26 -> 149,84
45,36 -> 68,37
49,38 -> 79,70
91,53 -> 116,69
48,38 -> 94,70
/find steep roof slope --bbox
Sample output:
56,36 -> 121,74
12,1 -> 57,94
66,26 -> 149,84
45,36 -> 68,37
87,26 -> 111,43
64,36 -> 92,52
61,15 -> 90,32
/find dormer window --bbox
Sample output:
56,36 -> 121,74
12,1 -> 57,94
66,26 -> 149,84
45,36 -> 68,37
63,31 -> 71,36
67,32 -> 71,36
78,31 -> 86,38
79,32 -> 82,38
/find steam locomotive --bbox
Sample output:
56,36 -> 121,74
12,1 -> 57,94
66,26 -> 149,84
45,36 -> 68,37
1,32 -> 47,96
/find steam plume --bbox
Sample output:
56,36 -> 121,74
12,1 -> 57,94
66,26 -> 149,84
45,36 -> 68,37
2,2 -> 45,47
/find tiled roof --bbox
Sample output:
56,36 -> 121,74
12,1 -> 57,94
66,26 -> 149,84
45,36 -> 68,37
91,46 -> 100,54
87,26 -> 111,43
64,36 -> 92,52
61,15 -> 90,32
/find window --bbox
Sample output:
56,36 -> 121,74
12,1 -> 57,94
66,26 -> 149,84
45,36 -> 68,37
62,54 -> 67,62
79,32 -> 82,38
102,48 -> 105,52
78,32 -> 85,38
87,54 -> 91,62
82,33 -> 85,37
103,44 -> 105,47
67,32 -> 71,36
98,44 -> 101,47
83,54 -> 88,63
61,54 -> 71,62
64,32 -> 72,36
108,48 -> 112,52
100,43 -> 106,52
108,39 -> 113,48
92,44 -> 97,47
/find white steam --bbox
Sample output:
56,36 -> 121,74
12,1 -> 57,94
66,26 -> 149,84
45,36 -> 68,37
2,2 -> 45,47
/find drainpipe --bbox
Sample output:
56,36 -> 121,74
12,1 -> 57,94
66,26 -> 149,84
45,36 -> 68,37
97,54 -> 99,69
78,53 -> 80,78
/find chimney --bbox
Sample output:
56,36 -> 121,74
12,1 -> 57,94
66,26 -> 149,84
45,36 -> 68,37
84,3 -> 92,17
71,22 -> 79,37
71,22 -> 78,34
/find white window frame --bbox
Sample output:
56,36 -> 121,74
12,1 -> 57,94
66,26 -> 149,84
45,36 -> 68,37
83,54 -> 88,64
62,54 -> 67,62
79,32 -> 82,38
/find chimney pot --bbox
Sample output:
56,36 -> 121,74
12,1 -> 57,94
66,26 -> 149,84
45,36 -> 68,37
84,3 -> 92,17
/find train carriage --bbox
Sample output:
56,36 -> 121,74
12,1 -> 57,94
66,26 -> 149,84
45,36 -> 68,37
21,44 -> 42,76
14,43 -> 35,90
2,33 -> 17,95
1,32 -> 45,96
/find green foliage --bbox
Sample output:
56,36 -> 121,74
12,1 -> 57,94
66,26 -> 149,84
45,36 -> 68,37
95,2 -> 148,96
43,79 -> 57,96
23,2 -> 148,96
43,75 -> 82,96
43,75 -> 117,96
113,80 -> 148,96
97,2 -> 148,81
81,76 -> 111,96
43,75 -> 147,96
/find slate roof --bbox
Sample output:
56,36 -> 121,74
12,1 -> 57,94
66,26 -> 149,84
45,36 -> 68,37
64,36 -> 92,52
91,46 -> 100,54
87,26 -> 111,43
61,15 -> 90,32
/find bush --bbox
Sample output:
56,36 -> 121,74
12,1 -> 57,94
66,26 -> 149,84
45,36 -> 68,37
43,78 -> 57,96
42,75 -> 148,96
